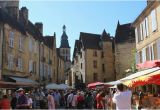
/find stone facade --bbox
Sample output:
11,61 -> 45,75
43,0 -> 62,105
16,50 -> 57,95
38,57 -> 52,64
133,1 -> 160,66
115,22 -> 135,79
0,1 -> 64,86
72,31 -> 115,85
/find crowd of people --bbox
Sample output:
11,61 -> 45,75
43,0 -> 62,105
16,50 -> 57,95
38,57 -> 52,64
0,83 -> 133,109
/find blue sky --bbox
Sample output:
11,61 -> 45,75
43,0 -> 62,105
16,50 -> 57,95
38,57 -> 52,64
20,0 -> 146,58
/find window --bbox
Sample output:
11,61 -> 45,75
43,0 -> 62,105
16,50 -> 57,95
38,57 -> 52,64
151,9 -> 157,32
33,61 -> 37,74
34,42 -> 37,53
135,52 -> 140,64
93,60 -> 97,68
101,51 -> 104,58
81,63 -> 82,69
156,39 -> 160,59
40,62 -> 43,79
140,23 -> 144,41
93,51 -> 97,57
19,36 -> 23,51
63,49 -> 65,55
66,50 -> 68,54
136,25 -> 142,43
142,48 -> 146,63
102,64 -> 105,72
93,73 -> 98,81
29,39 -> 33,52
9,31 -> 14,47
18,58 -> 23,71
8,54 -> 13,70
145,17 -> 149,37
142,20 -> 146,38
29,60 -> 33,73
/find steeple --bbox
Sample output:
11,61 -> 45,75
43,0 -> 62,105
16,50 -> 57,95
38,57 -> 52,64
101,29 -> 111,41
60,25 -> 70,48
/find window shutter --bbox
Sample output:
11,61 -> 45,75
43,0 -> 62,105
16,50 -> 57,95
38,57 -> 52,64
157,39 -> 160,59
143,20 -> 146,38
140,23 -> 143,41
145,17 -> 149,37
135,28 -> 138,43
142,48 -> 146,63
151,9 -> 157,32
135,52 -> 140,64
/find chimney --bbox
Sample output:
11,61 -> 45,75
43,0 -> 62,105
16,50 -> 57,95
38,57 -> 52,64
19,7 -> 28,26
0,0 -> 19,19
147,0 -> 154,5
35,22 -> 43,35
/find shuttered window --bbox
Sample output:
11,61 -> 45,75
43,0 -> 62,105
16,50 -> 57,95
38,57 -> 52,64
140,23 -> 143,41
135,28 -> 138,43
9,31 -> 14,47
157,38 -> 160,59
142,48 -> 146,63
151,9 -> 157,32
145,17 -> 149,37
29,60 -> 33,73
135,52 -> 140,64
142,20 -> 146,38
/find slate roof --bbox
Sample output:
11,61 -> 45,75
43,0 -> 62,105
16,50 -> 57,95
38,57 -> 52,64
73,40 -> 81,58
115,23 -> 135,43
80,32 -> 102,50
26,21 -> 43,42
0,8 -> 26,35
43,36 -> 55,49
0,8 -> 44,41
101,29 -> 112,41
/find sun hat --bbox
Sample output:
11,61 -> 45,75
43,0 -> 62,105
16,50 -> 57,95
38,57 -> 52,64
17,88 -> 24,91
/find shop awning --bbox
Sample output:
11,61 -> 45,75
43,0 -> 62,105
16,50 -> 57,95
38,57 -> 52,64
87,82 -> 104,88
120,67 -> 160,81
9,77 -> 38,86
137,60 -> 160,69
104,80 -> 121,86
121,67 -> 160,87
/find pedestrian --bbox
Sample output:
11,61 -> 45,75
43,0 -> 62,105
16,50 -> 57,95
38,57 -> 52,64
26,93 -> 33,109
67,90 -> 77,109
16,88 -> 29,109
112,83 -> 132,110
77,91 -> 84,109
85,92 -> 94,109
54,90 -> 61,108
10,92 -> 17,109
47,90 -> 55,109
96,90 -> 104,109
0,94 -> 11,109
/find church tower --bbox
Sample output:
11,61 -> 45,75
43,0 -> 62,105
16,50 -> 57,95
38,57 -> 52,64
59,25 -> 71,71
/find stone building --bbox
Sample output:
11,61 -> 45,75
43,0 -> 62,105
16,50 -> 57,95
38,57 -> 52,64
56,48 -> 65,84
72,30 -> 115,85
0,1 -> 59,87
115,21 -> 135,80
133,0 -> 160,66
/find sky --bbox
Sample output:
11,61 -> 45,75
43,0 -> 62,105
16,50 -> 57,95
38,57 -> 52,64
19,0 -> 147,58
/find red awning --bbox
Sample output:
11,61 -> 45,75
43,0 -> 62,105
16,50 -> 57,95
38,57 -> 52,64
122,68 -> 160,88
137,60 -> 160,69
87,82 -> 104,88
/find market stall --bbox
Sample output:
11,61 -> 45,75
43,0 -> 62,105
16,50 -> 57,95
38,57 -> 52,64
120,67 -> 160,109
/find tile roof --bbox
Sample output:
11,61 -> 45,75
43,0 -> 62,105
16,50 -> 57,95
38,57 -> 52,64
115,23 -> 135,43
